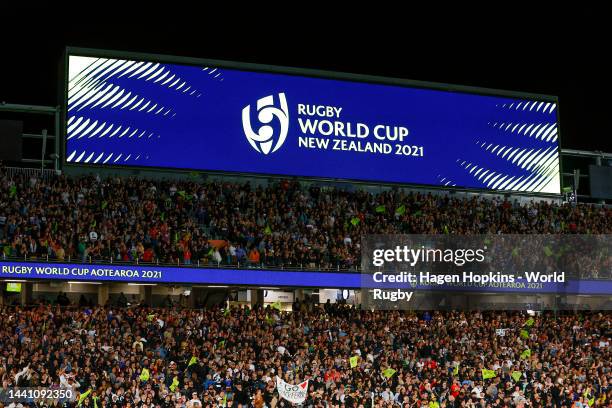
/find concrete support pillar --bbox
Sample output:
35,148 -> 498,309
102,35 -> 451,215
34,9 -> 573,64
98,284 -> 109,306
20,282 -> 33,305
139,285 -> 152,306
191,287 -> 205,308
249,289 -> 264,307
187,289 -> 195,308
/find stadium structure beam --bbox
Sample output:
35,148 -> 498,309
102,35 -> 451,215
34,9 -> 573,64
561,149 -> 612,159
0,103 -> 58,115
0,103 -> 61,172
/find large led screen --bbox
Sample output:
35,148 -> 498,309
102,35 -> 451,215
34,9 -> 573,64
65,53 -> 561,193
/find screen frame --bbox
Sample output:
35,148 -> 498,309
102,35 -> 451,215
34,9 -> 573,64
61,47 -> 563,196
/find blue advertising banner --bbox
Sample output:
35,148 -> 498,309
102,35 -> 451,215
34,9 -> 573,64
0,261 -> 352,287
65,54 -> 561,194
2,261 -> 610,294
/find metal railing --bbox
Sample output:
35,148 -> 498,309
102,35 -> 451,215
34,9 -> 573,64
0,253 -> 360,273
3,166 -> 58,180
0,103 -> 61,172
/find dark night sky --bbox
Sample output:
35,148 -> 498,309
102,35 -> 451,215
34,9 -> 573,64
2,5 -> 610,152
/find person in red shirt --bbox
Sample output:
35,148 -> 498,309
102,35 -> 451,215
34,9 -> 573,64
248,248 -> 260,265
427,358 -> 437,370
183,247 -> 192,265
451,379 -> 460,399
324,368 -> 341,383
149,225 -> 159,242
143,247 -> 154,262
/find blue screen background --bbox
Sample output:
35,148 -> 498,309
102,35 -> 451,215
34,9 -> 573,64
66,56 -> 560,193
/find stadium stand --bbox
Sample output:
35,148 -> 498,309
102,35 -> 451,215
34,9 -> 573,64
0,303 -> 610,407
0,165 -> 610,408
1,167 -> 610,272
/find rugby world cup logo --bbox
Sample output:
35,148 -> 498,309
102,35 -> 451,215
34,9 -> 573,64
242,93 -> 289,154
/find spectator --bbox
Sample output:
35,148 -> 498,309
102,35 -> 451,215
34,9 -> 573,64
0,170 -> 610,276
248,247 -> 260,265
3,305 -> 606,407
211,247 -> 222,264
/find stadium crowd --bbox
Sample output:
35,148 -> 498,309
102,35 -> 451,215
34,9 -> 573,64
0,302 -> 610,407
0,170 -> 610,273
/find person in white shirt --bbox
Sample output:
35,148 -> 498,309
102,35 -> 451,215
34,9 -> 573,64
14,365 -> 31,385
228,243 -> 236,263
187,392 -> 202,408
212,248 -> 222,264
59,370 -> 80,392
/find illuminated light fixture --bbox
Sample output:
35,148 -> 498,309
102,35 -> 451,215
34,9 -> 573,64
127,283 -> 157,286
68,281 -> 103,285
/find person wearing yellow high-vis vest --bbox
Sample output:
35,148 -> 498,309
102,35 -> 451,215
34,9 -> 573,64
582,387 -> 595,407
169,376 -> 180,392
140,367 -> 150,382
77,389 -> 92,406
